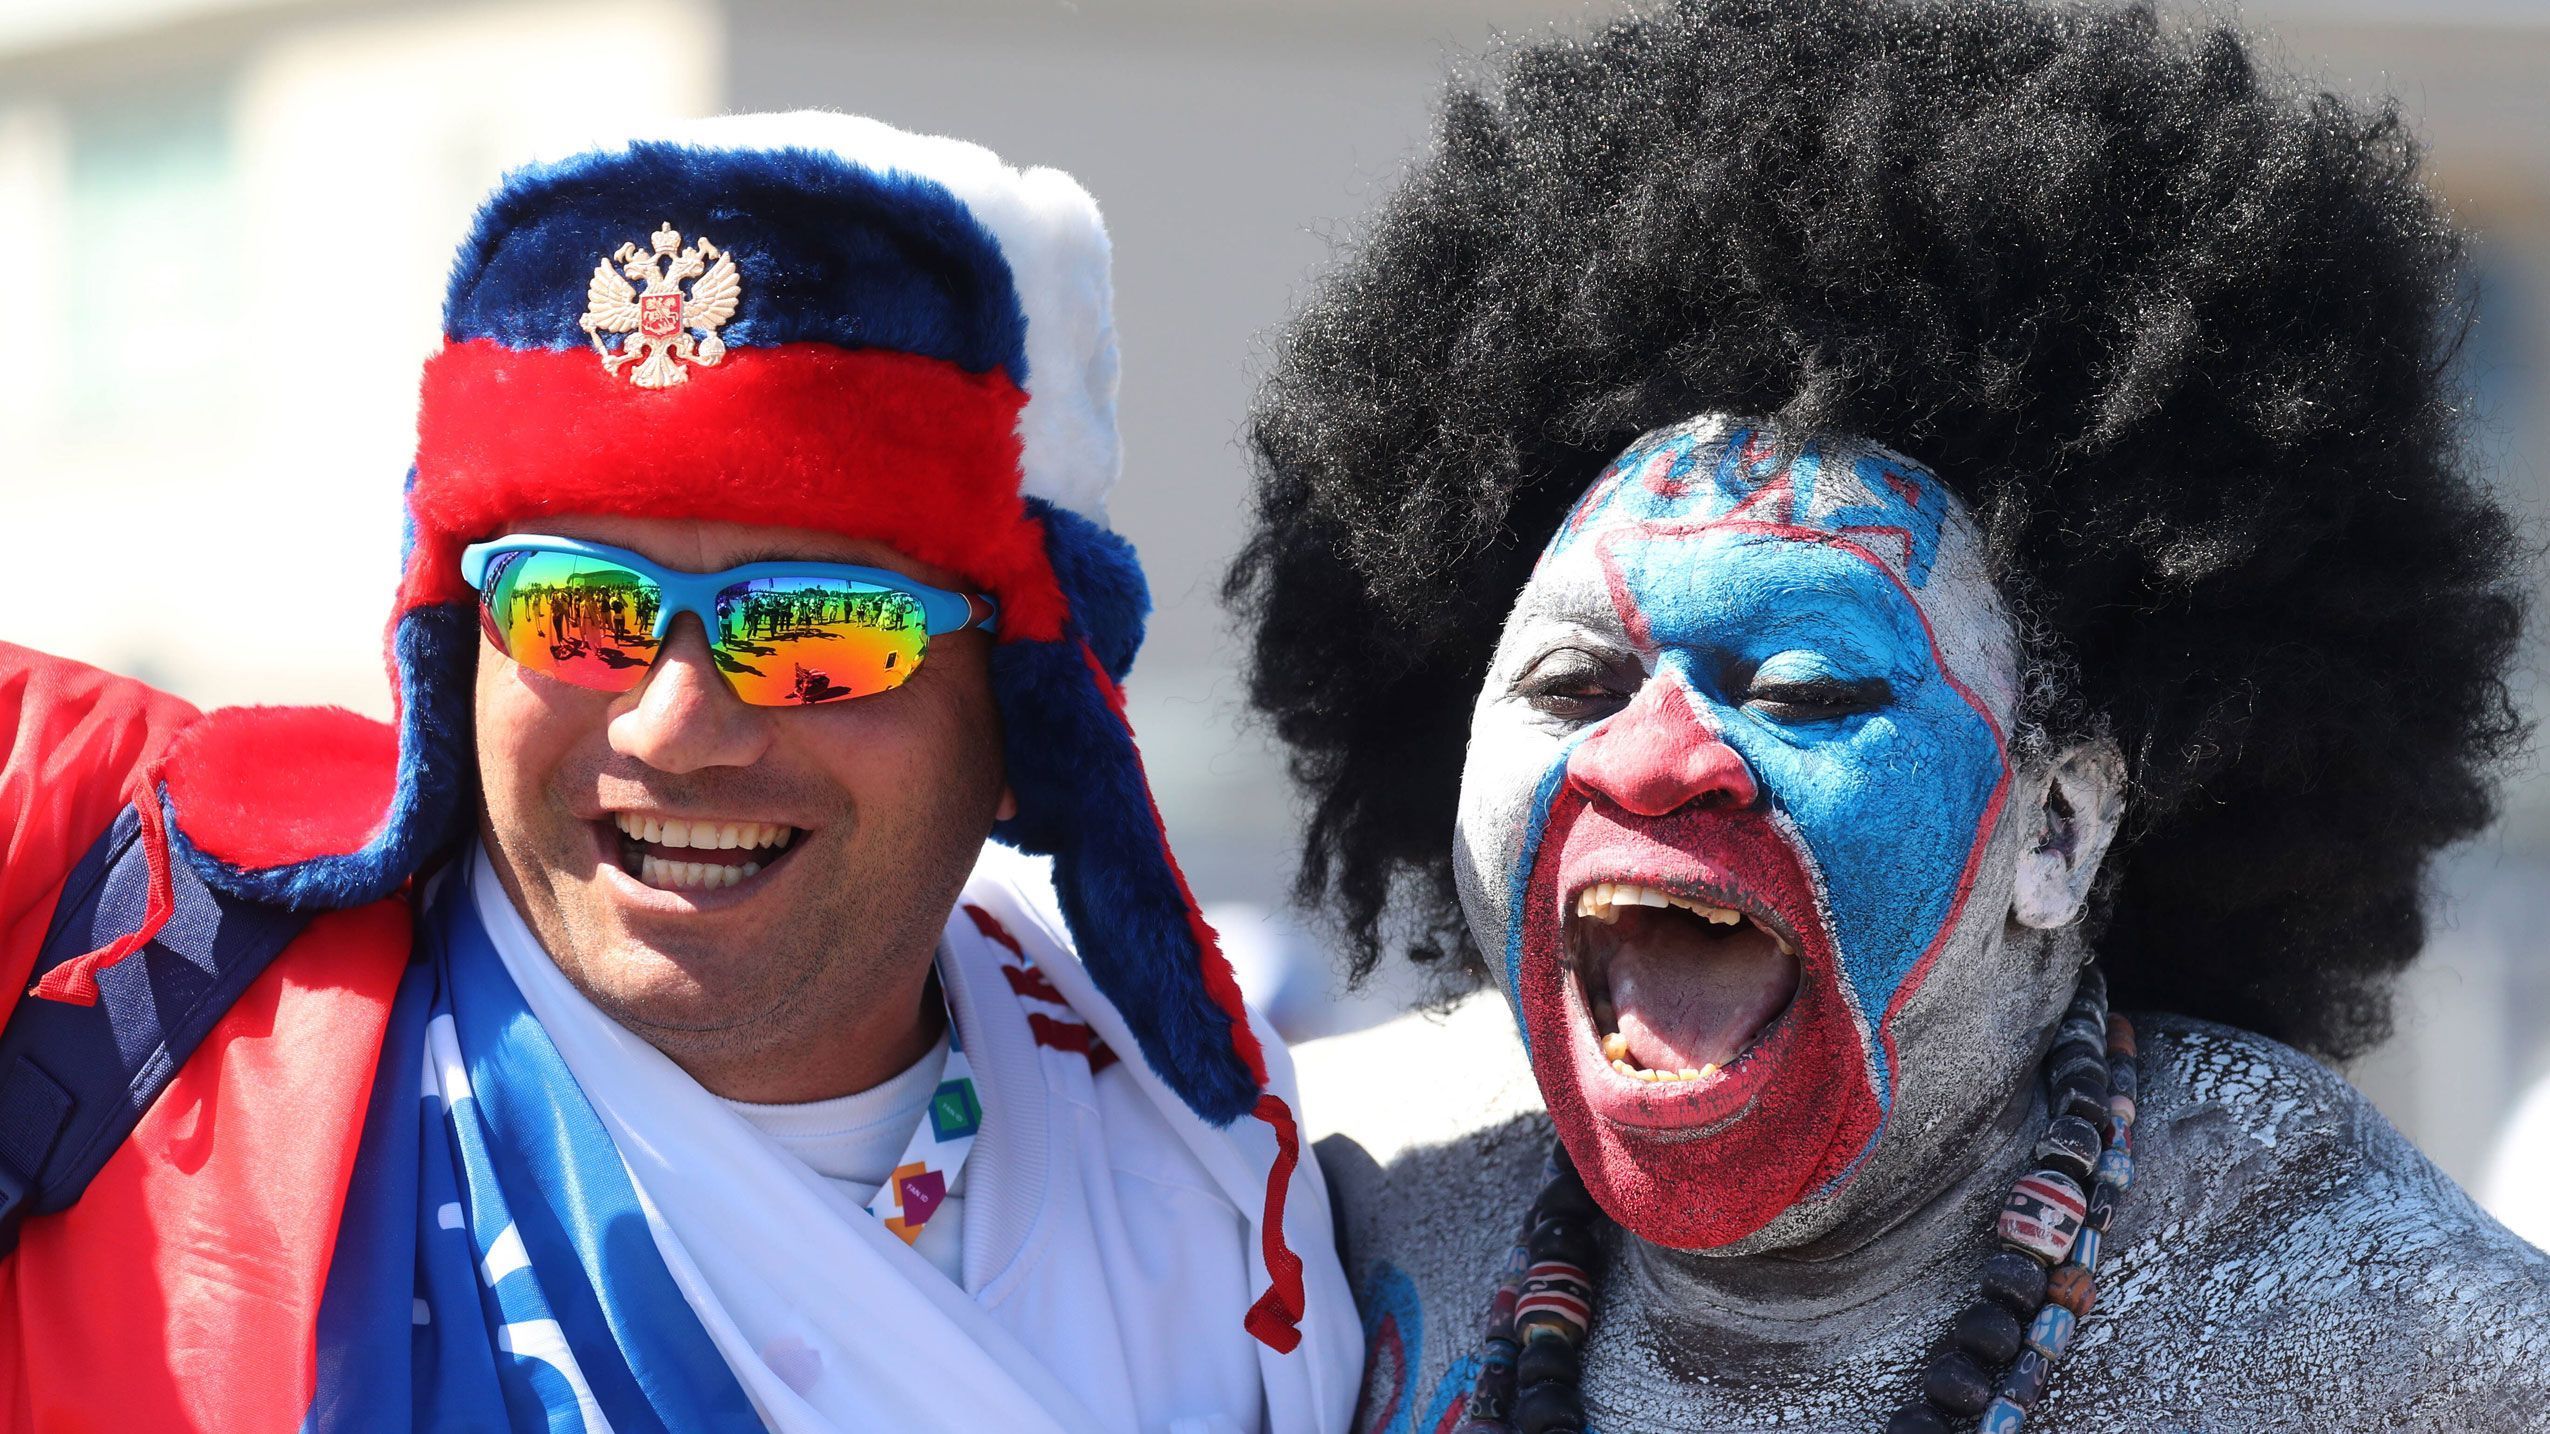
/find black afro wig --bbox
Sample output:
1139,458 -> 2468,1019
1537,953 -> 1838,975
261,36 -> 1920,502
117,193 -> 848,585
1226,0 -> 2530,1059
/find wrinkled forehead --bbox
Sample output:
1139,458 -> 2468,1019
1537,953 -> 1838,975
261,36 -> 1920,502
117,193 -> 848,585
1534,414 -> 2017,712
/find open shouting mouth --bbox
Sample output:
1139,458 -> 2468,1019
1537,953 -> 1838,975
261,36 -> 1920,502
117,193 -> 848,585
1576,880 -> 1800,1088
1518,792 -> 1884,1248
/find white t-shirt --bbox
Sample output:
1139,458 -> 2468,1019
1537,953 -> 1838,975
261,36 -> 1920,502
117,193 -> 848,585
719,1030 -> 968,1285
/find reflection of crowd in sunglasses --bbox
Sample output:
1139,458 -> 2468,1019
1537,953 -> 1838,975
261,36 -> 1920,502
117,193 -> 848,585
503,571 -> 919,703
505,579 -> 660,669
719,586 -> 918,646
718,588 -> 916,702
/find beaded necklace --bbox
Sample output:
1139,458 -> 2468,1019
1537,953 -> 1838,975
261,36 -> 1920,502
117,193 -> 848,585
1456,968 -> 2138,1434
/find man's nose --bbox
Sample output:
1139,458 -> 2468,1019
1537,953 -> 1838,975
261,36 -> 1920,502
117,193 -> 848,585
608,617 -> 772,772
1566,675 -> 1760,817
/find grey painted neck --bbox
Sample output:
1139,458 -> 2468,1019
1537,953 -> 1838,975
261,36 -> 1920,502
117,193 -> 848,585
1617,1060 -> 2043,1330
1617,922 -> 2081,1328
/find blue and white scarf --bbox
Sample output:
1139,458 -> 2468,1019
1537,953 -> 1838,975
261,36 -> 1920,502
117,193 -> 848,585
299,848 -> 1361,1433
303,874 -> 761,1432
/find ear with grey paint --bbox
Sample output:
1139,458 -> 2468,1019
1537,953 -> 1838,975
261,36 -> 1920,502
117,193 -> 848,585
2011,738 -> 2125,930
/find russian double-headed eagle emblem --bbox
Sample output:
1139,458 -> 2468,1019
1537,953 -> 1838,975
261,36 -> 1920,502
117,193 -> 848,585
580,222 -> 741,389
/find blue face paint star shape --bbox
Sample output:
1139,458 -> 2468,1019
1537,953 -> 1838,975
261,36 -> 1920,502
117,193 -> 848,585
1453,415 -> 2031,1249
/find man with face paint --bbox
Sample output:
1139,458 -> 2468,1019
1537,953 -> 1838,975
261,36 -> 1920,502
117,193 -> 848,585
1482,418 -> 2044,1261
1229,1 -> 2550,1429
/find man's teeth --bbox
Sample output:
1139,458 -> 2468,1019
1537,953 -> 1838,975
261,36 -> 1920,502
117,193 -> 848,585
1572,881 -> 1795,955
612,814 -> 794,852
1609,1055 -> 1720,1083
1575,881 -> 1740,924
635,854 -> 765,891
1581,883 -> 1790,1082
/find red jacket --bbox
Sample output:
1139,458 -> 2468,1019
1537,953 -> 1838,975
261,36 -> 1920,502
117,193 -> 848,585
0,642 -> 410,1433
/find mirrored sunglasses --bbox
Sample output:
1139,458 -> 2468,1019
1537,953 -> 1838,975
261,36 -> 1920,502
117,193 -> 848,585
459,535 -> 997,707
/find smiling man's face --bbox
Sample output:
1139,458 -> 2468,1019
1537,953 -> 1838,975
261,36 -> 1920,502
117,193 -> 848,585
1455,415 -> 2080,1251
472,512 -> 1008,1102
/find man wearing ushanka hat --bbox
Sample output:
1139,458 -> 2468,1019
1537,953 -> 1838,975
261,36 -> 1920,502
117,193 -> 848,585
0,112 -> 1358,1431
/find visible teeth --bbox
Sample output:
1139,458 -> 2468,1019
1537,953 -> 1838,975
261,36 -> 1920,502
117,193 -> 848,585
1613,1060 -> 1728,1086
615,816 -> 796,853
634,855 -> 763,891
1574,882 -> 1750,927
1602,1031 -> 1630,1062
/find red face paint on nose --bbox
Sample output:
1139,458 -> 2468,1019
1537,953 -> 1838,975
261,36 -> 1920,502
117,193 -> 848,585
1567,677 -> 1760,817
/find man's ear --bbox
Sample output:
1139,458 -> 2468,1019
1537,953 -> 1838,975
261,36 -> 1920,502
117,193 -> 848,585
996,785 -> 1019,823
2011,737 -> 2125,930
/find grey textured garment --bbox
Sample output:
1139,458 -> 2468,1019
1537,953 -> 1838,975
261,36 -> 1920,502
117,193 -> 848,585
1298,993 -> 2550,1432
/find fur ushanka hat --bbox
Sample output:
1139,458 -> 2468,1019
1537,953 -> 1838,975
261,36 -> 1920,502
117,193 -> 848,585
95,112 -> 1305,1347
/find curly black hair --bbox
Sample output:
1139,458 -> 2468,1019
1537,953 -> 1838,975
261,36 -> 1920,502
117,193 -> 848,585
1225,0 -> 2530,1059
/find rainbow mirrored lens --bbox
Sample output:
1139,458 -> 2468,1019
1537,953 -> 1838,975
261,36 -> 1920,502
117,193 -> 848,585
477,548 -> 935,705
709,576 -> 928,704
481,548 -> 664,692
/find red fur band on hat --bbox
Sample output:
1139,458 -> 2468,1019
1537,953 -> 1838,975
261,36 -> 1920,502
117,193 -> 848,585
402,340 -> 1069,642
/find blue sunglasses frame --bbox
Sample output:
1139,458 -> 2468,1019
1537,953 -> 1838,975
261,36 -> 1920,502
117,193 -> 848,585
458,534 -> 998,694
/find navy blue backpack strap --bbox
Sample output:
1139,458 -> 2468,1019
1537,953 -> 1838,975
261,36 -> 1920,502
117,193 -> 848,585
0,803 -> 315,1254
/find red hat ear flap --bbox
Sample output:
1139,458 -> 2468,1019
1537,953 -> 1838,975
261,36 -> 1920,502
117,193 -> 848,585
159,604 -> 477,912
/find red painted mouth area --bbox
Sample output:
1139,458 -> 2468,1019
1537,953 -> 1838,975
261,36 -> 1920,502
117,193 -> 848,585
1521,792 -> 1883,1248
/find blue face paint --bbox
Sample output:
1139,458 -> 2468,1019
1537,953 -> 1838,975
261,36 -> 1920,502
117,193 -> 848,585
1541,418 -> 2008,1068
1499,732 -> 1589,1052
1549,423 -> 1947,579
1466,414 -> 2016,1248
1599,524 -> 2007,1092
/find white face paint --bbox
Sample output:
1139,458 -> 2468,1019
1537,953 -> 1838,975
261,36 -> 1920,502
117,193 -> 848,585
1452,414 -> 2122,1250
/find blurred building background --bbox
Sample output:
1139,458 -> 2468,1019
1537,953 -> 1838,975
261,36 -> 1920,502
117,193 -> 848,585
1,0 -> 2545,1204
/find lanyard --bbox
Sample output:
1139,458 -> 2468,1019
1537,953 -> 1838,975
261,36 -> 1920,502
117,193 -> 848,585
865,966 -> 981,1245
